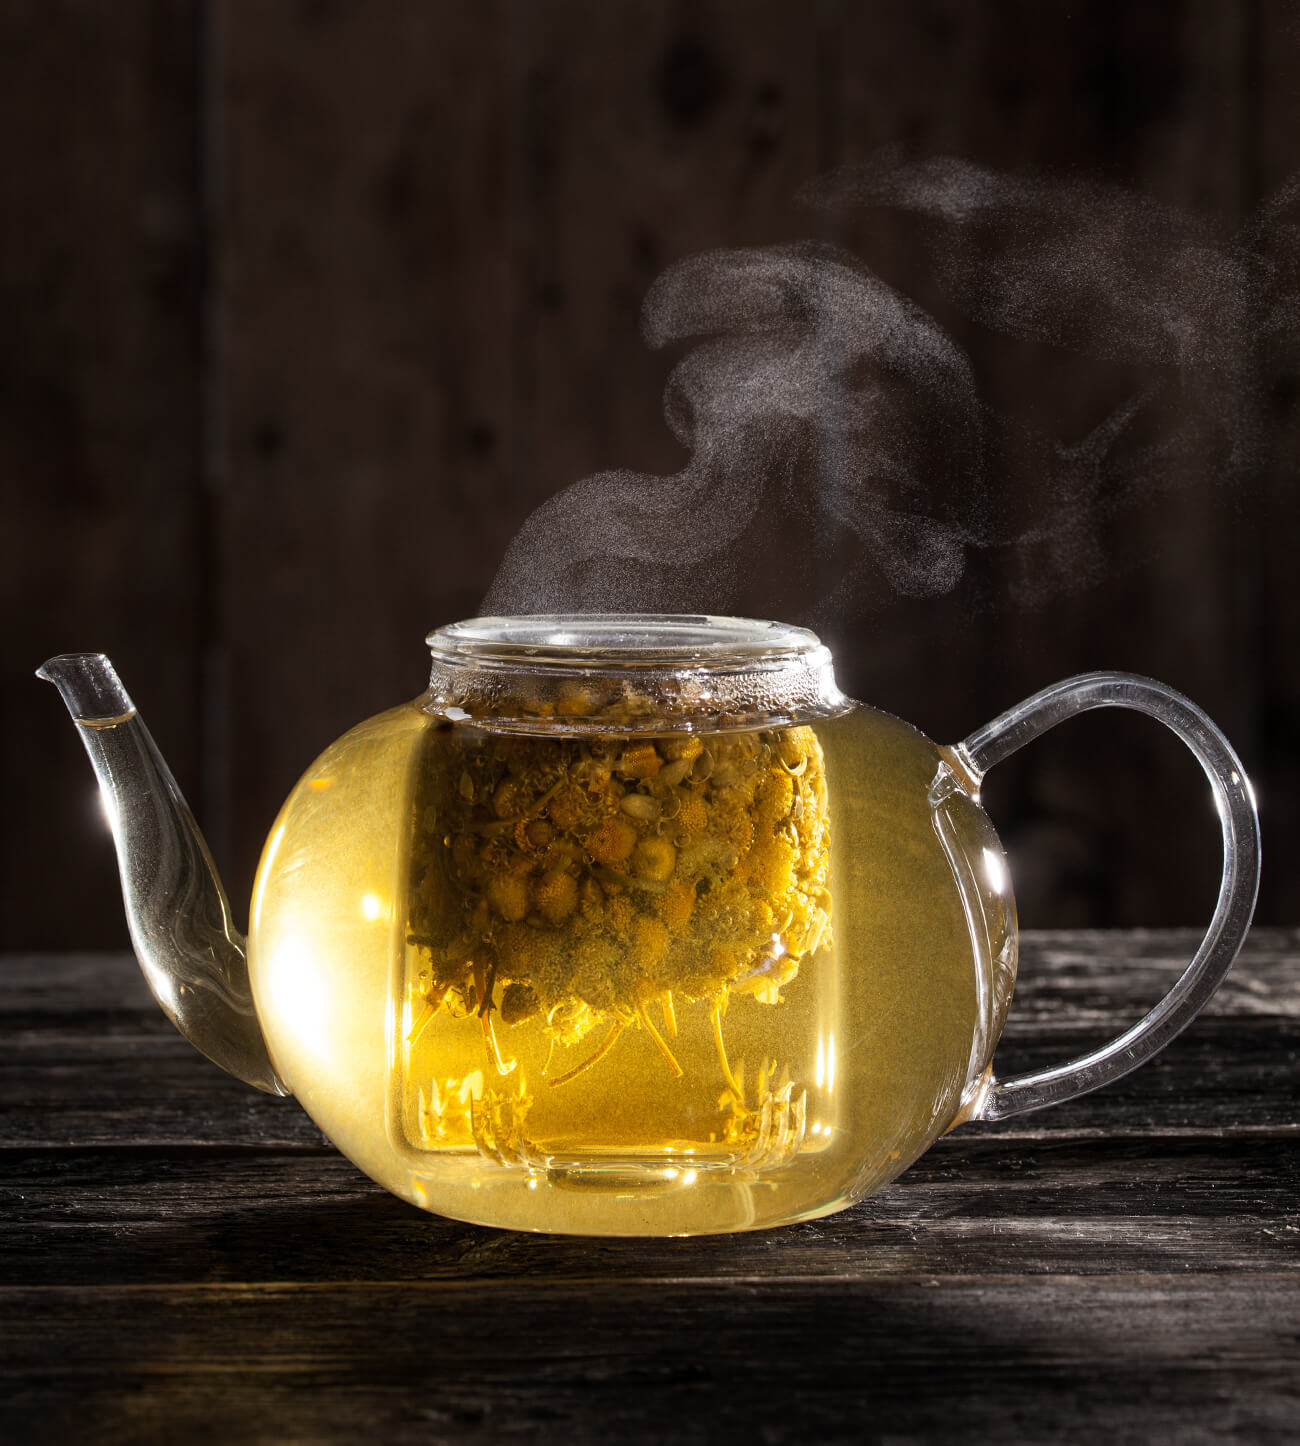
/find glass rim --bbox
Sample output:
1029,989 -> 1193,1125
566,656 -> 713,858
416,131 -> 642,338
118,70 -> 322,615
426,614 -> 828,672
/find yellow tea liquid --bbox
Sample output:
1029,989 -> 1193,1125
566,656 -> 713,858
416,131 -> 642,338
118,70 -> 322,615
249,701 -> 1015,1235
401,719 -> 834,1173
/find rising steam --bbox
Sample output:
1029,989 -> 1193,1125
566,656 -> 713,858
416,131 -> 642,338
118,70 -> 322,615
484,150 -> 1297,619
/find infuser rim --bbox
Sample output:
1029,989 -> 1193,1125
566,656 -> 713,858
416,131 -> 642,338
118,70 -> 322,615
427,613 -> 826,672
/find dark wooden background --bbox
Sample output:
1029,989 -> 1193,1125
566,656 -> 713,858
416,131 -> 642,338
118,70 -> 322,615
3,0 -> 1297,949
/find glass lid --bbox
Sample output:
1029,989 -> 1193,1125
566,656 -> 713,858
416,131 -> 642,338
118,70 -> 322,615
422,614 -> 847,734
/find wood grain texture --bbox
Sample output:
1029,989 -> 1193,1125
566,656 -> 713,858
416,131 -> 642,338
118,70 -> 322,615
1,1135 -> 1296,1286
0,931 -> 1296,1439
0,0 -> 203,950
830,0 -> 1264,934
3,933 -> 1295,1146
2,6 -> 1296,941
519,0 -> 826,494
0,1277 -> 1297,1444
220,2 -> 520,913
1253,0 -> 1300,929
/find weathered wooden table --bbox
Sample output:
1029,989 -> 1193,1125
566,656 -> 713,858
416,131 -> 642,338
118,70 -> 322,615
2,930 -> 1296,1442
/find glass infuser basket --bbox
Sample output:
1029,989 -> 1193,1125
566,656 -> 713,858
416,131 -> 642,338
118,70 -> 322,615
39,615 -> 1259,1236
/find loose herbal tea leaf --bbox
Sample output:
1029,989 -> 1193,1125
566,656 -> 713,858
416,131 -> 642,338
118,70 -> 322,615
406,698 -> 832,1096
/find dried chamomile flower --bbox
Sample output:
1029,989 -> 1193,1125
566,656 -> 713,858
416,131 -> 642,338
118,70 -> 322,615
405,690 -> 832,1098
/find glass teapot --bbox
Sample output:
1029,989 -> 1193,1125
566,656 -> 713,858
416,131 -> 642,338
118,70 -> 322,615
39,615 -> 1260,1237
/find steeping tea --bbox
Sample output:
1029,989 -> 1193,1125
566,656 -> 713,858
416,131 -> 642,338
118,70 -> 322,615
40,617 -> 1259,1235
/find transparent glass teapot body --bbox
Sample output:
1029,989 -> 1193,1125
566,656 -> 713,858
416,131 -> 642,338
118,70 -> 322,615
41,615 -> 1260,1237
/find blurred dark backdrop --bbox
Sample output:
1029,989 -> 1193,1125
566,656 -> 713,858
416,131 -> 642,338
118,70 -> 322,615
2,0 -> 1297,949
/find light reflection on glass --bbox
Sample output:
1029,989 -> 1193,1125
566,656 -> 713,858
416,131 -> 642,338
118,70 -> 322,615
267,931 -> 332,1068
97,789 -> 117,836
250,824 -> 287,935
981,845 -> 1009,896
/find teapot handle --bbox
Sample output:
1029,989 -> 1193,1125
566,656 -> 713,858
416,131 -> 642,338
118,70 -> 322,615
947,671 -> 1261,1122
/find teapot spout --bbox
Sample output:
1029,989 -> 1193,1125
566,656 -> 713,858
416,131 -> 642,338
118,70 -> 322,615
37,654 -> 288,1096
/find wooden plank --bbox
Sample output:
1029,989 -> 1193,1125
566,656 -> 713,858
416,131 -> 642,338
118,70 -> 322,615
521,0 -> 826,486
3,1 -> 1293,962
2,936 -> 1293,1146
221,2 -> 517,914
1252,0 -> 1300,929
3,1012 -> 1293,1148
1,1277 -> 1297,1443
991,928 -> 1300,1021
830,0 -> 1255,706
828,1 -> 1271,935
8,931 -> 1297,1019
0,1135 -> 1295,1287
0,0 -> 203,950
1,933 -> 1296,1439
494,0 -> 837,623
